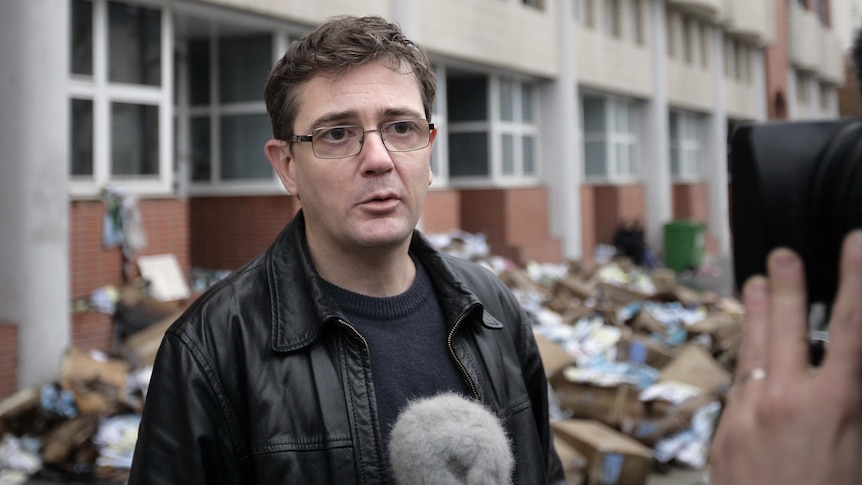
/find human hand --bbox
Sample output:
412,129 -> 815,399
709,229 -> 862,485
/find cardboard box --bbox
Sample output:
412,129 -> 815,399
658,344 -> 732,395
550,374 -> 638,427
121,310 -> 183,368
59,348 -> 130,415
552,419 -> 653,485
554,434 -> 588,485
616,331 -> 676,370
534,331 -> 576,380
597,282 -> 653,306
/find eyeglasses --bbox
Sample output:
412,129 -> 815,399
289,119 -> 435,159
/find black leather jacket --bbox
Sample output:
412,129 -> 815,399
129,212 -> 564,484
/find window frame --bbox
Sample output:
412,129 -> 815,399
669,109 -> 704,182
68,0 -> 174,198
446,73 -> 540,187
581,93 -> 641,184
181,31 -> 286,195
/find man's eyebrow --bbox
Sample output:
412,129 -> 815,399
308,108 -> 426,130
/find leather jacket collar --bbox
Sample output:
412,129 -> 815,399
265,211 -> 497,354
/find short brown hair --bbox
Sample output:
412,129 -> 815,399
264,15 -> 436,140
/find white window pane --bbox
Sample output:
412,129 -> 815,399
108,2 -> 161,86
500,79 -> 514,121
220,114 -> 273,180
111,102 -> 159,176
71,98 -> 94,176
583,97 -> 605,132
449,132 -> 489,176
523,135 -> 535,174
71,0 -> 93,76
189,40 -> 211,106
585,141 -> 606,176
191,117 -> 211,181
447,76 -> 488,122
522,84 -> 534,122
219,35 -> 272,103
502,134 -> 515,174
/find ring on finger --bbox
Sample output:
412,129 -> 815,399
739,367 -> 767,385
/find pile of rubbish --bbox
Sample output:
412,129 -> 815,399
436,231 -> 742,485
0,230 -> 742,485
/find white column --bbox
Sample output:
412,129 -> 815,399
543,0 -> 583,260
643,0 -> 673,251
0,1 -> 71,387
706,26 -> 731,258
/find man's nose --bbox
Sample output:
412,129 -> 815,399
358,130 -> 394,172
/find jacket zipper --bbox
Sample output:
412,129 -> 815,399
337,318 -> 371,359
448,308 -> 480,400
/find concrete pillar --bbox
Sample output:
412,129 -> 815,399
0,1 -> 71,388
543,0 -> 583,260
706,26 -> 731,258
643,0 -> 673,251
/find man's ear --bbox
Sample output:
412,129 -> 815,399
265,139 -> 298,196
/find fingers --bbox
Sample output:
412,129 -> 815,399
735,276 -> 770,381
765,248 -> 811,381
823,230 -> 862,378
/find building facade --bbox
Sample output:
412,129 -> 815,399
0,0 -> 848,393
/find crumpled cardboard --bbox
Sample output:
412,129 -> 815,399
59,349 -> 129,416
552,419 -> 653,485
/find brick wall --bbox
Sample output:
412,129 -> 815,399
70,198 -> 190,352
459,187 -> 562,264
422,189 -> 461,234
580,186 -> 597,266
672,182 -> 709,222
189,195 -> 300,270
0,323 -> 18,401
672,182 -> 717,254
591,184 -> 647,248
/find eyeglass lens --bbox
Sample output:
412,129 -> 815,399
312,119 -> 431,159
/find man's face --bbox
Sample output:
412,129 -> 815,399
266,60 -> 436,255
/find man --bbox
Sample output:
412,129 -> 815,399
129,15 -> 563,484
708,27 -> 862,485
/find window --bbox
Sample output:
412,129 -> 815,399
735,43 -> 750,82
726,39 -> 736,79
70,99 -> 94,176
186,33 -> 276,185
700,22 -> 710,68
582,94 -> 639,181
604,0 -> 622,38
447,74 -> 539,181
630,0 -> 645,45
575,0 -> 596,28
817,0 -> 827,24
69,0 -> 171,195
681,18 -> 693,63
669,110 -> 704,180
819,83 -> 834,111
666,12 -> 677,58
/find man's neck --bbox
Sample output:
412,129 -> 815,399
307,235 -> 417,298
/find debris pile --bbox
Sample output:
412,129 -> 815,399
0,231 -> 741,485
437,231 -> 741,485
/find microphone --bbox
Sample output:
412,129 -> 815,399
388,393 -> 514,485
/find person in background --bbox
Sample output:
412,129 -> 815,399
128,14 -> 563,484
708,28 -> 862,485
